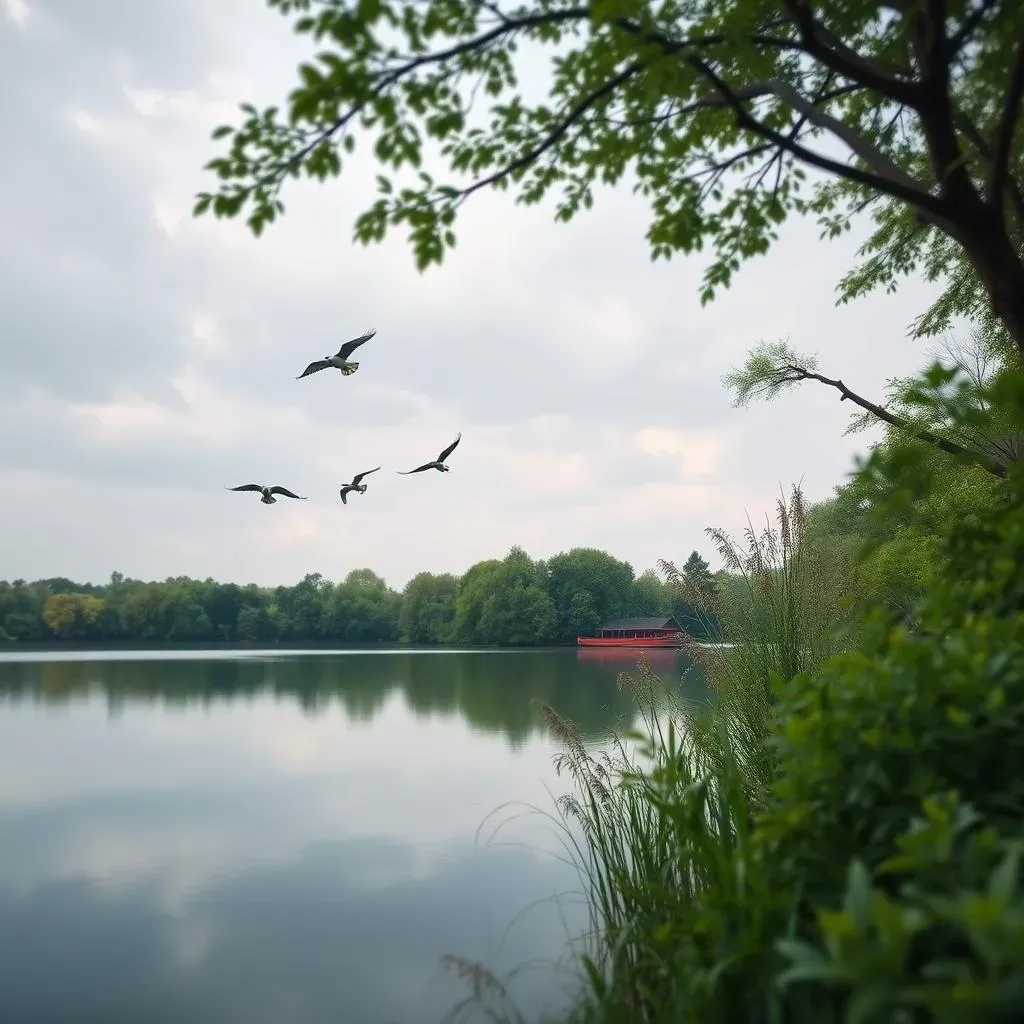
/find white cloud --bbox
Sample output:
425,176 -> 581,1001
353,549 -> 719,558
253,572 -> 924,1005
2,0 -> 29,28
633,427 -> 732,478
0,0 -> 946,588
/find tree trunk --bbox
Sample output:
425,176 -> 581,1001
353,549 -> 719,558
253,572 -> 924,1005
957,214 -> 1024,364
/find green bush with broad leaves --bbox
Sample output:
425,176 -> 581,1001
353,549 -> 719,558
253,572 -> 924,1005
756,472 -> 1024,1022
775,796 -> 1024,1024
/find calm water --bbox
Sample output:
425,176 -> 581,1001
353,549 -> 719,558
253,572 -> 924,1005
0,647 -> 705,1024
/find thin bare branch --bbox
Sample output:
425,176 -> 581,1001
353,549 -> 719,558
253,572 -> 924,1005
766,77 -> 925,193
778,364 -> 1009,477
685,55 -> 954,226
455,62 -> 643,202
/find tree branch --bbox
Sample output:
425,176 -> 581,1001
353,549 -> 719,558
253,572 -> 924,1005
685,55 -> 954,226
781,0 -> 921,105
912,0 -> 980,214
766,77 -> 924,192
455,62 -> 643,202
951,103 -> 1024,228
256,7 -> 595,191
989,41 -> 1024,211
947,0 -> 1000,55
780,364 -> 1009,477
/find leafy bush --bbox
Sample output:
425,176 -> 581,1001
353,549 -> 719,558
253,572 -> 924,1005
759,477 -> 1024,909
776,794 -> 1024,1024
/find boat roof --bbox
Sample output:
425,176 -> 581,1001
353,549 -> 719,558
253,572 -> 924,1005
599,617 -> 679,631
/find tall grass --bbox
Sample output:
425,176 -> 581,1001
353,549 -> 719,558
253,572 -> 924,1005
660,483 -> 858,798
537,484 -> 859,1020
537,666 -> 760,1023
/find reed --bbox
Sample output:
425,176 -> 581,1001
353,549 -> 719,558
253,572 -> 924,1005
539,484 -> 860,1019
660,482 -> 858,798
533,658 -> 761,1022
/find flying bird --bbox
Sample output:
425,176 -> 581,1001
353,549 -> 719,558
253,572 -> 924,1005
227,484 -> 308,504
338,467 -> 381,504
397,433 -> 462,475
297,328 -> 376,379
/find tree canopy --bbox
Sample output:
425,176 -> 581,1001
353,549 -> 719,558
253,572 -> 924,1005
0,543 -> 721,647
196,0 -> 1024,354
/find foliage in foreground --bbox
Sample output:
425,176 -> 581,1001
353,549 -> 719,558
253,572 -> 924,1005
197,1 -> 1024,355
540,425 -> 1024,1022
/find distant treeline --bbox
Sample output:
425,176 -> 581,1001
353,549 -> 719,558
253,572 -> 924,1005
0,546 -> 721,647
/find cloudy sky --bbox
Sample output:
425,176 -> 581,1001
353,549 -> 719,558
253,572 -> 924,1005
1,0 -> 950,590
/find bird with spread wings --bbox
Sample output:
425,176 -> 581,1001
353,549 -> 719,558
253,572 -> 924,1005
297,328 -> 376,380
227,484 -> 308,504
397,434 -> 462,475
339,467 -> 381,504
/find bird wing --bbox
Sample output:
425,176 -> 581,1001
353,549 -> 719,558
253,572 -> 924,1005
436,432 -> 462,463
351,466 -> 381,486
269,486 -> 307,499
338,489 -> 349,504
297,359 -> 331,379
337,328 -> 376,360
397,463 -> 433,475
227,484 -> 264,493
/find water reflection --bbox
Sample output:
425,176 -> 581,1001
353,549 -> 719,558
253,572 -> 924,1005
0,829 -> 583,1024
0,650 -> 706,1024
0,648 -> 705,746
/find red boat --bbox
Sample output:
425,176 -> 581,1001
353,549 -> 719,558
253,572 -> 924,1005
577,617 -> 683,648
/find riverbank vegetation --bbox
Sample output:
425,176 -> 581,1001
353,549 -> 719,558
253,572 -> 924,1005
0,545 -> 720,647
545,409 -> 1024,1022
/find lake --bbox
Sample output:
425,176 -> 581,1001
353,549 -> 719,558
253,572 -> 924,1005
0,647 -> 706,1024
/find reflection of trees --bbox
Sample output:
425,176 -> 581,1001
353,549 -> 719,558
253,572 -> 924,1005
0,651 -> 708,746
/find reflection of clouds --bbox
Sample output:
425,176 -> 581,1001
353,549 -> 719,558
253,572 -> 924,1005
0,690 -> 576,901
0,833 -> 584,1024
0,652 -> 617,1019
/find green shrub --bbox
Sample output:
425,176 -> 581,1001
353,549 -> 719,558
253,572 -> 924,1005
776,794 -> 1024,1024
759,482 -> 1024,909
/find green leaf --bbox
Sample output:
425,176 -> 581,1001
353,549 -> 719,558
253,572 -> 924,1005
844,860 -> 873,933
988,844 -> 1022,903
193,0 -> 1024,339
846,985 -> 894,1024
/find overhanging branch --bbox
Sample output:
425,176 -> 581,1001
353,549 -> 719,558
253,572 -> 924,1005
454,62 -> 643,201
779,364 -> 1009,477
250,7 -> 595,193
952,105 -> 1024,229
685,55 -> 954,227
766,78 -> 921,192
